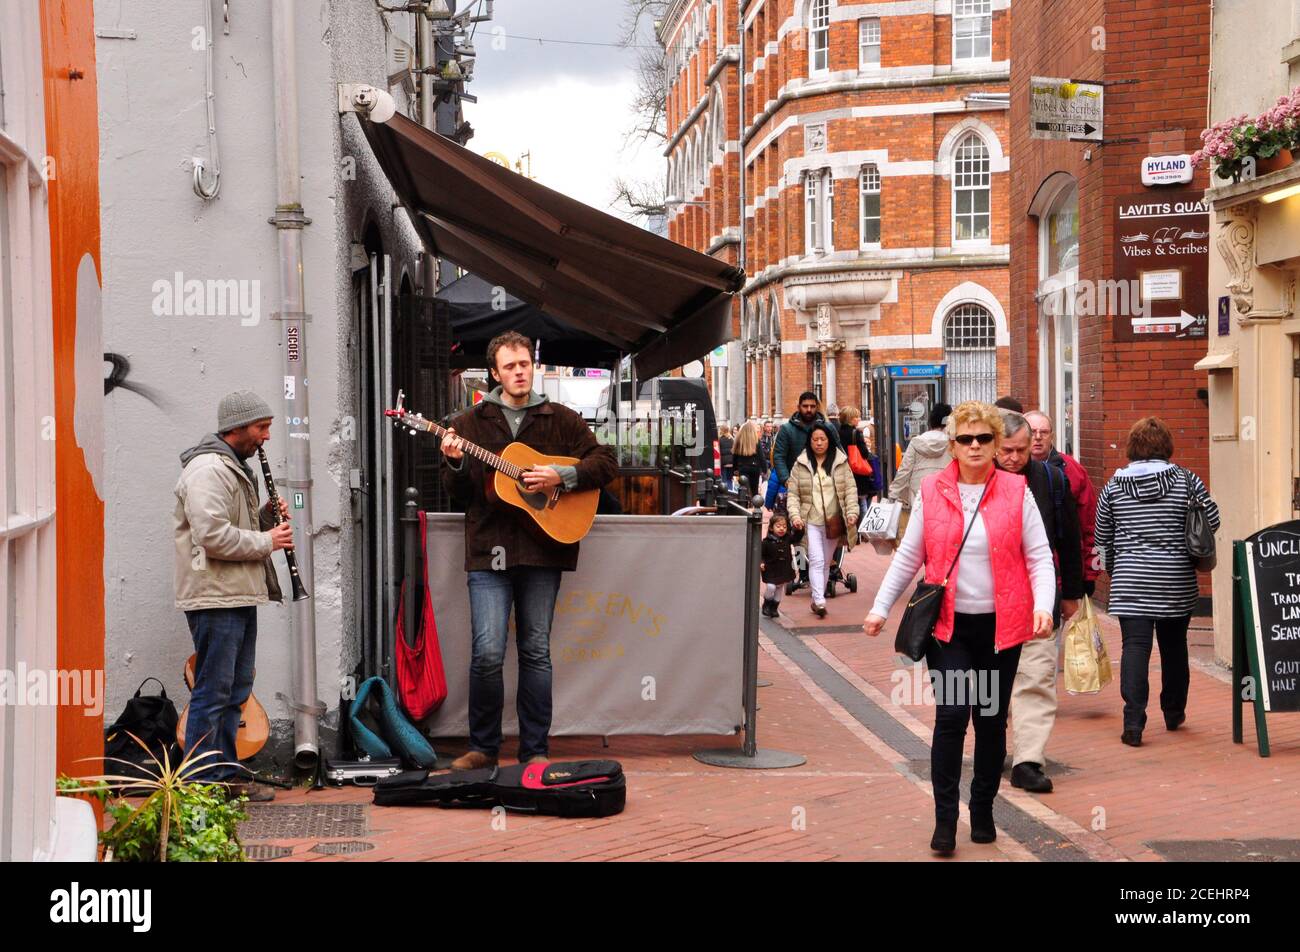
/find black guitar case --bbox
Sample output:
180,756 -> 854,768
372,759 -> 626,818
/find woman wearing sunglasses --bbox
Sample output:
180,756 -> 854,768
863,401 -> 1056,855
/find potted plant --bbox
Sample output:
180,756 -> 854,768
64,733 -> 250,862
1193,88 -> 1300,182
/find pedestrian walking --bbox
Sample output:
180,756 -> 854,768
863,401 -> 1056,854
718,425 -> 735,491
761,513 -> 796,617
767,392 -> 842,510
786,421 -> 859,618
996,411 -> 1084,794
1093,416 -> 1220,747
733,421 -> 766,503
838,406 -> 882,516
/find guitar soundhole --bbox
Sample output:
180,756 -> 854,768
516,481 -> 548,510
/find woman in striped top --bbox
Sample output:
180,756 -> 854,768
1093,417 -> 1220,747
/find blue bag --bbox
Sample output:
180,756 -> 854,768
349,676 -> 438,769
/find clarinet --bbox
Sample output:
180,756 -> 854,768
257,446 -> 310,601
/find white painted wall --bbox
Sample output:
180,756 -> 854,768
95,0 -> 423,757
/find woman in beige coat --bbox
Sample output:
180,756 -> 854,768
786,421 -> 859,617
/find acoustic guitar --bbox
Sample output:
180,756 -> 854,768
176,653 -> 270,761
385,390 -> 600,545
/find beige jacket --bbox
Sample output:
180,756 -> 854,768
173,440 -> 282,610
887,429 -> 952,506
785,449 -> 859,549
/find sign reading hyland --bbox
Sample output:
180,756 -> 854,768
1112,191 -> 1209,342
1141,154 -> 1194,186
1234,522 -> 1300,756
1029,77 -> 1103,141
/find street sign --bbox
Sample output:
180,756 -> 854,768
1030,77 -> 1103,142
1233,523 -> 1300,756
1141,154 -> 1194,186
1111,190 -> 1209,342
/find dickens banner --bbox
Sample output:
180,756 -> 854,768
419,514 -> 747,737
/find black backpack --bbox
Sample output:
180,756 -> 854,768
104,678 -> 183,780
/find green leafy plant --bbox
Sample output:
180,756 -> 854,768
71,732 -> 249,862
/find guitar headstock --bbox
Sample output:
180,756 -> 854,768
384,389 -> 432,435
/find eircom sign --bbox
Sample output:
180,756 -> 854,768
1142,154 -> 1193,186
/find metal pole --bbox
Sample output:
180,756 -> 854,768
370,254 -> 384,683
270,0 -> 322,770
382,255 -> 396,690
417,5 -> 439,295
402,488 -> 420,658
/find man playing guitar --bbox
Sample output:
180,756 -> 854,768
440,332 -> 617,770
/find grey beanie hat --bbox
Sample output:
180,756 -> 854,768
218,390 -> 274,433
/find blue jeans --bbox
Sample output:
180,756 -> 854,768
183,606 -> 258,782
466,567 -> 563,760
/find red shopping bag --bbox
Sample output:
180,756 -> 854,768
395,511 -> 448,720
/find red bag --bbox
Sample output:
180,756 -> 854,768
847,444 -> 873,477
395,511 -> 448,720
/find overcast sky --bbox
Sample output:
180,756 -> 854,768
462,0 -> 664,223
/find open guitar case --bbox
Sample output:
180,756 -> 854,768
372,759 -> 626,818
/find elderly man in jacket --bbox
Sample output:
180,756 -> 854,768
174,390 -> 294,800
996,411 -> 1085,794
1026,411 -> 1099,594
440,331 -> 618,770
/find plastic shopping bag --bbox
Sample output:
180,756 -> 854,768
1063,596 -> 1113,695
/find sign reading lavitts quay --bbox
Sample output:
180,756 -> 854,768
1029,77 -> 1104,141
1112,191 -> 1209,341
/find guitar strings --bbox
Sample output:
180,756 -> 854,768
414,416 -> 526,481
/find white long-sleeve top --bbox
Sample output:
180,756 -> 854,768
870,481 -> 1057,618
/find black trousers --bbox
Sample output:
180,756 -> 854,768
926,613 -> 1022,825
1117,614 -> 1191,733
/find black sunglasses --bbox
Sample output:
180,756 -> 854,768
953,433 -> 995,446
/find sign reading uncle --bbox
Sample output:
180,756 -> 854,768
1241,522 -> 1300,713
421,514 -> 746,737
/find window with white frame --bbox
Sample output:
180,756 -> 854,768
953,134 -> 991,241
860,163 -> 881,245
859,18 -> 881,68
804,169 -> 834,253
809,352 -> 824,402
953,0 -> 993,62
809,0 -> 831,75
0,1 -> 58,863
943,304 -> 998,404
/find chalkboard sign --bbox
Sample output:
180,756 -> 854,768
1242,522 -> 1300,712
1233,521 -> 1300,756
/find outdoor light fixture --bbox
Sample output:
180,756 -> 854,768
1259,183 -> 1300,204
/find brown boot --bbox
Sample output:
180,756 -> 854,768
224,781 -> 275,802
450,750 -> 497,771
522,755 -> 549,765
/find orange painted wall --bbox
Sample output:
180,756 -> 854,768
41,0 -> 106,778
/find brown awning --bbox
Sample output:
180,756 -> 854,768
357,111 -> 744,380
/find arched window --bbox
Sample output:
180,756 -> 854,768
860,163 -> 881,245
943,304 -> 997,404
953,133 -> 990,242
809,0 -> 830,75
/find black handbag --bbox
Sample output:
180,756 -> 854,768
894,479 -> 990,662
1182,469 -> 1217,571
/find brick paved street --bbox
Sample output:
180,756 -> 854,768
245,534 -> 1300,863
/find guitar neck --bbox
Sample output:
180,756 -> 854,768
415,419 -> 524,480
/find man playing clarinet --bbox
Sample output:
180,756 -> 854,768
173,390 -> 293,801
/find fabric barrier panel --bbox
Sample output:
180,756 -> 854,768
420,514 -> 746,737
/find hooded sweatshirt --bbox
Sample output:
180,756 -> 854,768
173,433 -> 282,609
1093,460 -> 1220,617
887,429 -> 952,506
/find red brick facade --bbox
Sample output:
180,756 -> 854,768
1009,0 -> 1212,598
661,0 -> 1012,433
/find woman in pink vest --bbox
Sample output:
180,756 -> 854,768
863,401 -> 1056,855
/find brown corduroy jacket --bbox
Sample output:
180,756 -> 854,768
440,398 -> 618,572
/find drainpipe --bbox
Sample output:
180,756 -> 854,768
418,4 -> 438,294
270,0 -> 323,769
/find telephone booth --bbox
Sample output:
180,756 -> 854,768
871,363 -> 947,490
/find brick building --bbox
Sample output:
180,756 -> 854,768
661,0 -> 1012,438
1008,0 -> 1212,602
